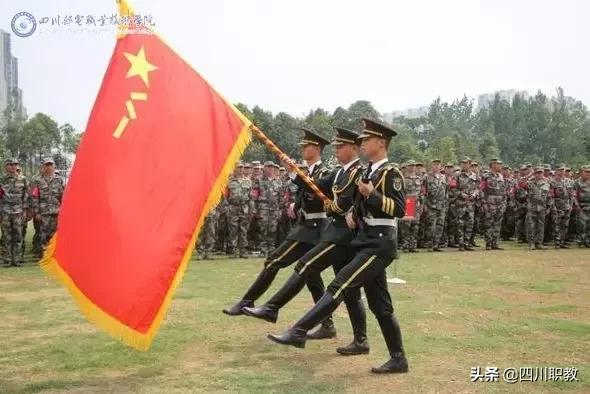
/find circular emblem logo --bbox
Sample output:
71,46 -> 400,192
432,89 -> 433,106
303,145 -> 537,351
11,12 -> 37,38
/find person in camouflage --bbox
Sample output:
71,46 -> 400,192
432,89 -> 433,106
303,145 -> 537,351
514,165 -> 531,243
227,164 -> 254,258
443,163 -> 458,248
400,160 -> 421,252
481,159 -> 507,250
248,162 -> 263,253
29,158 -> 64,259
255,162 -> 282,256
1,158 -> 30,267
421,159 -> 447,252
501,165 -> 517,241
197,206 -> 219,260
276,166 -> 297,246
451,158 -> 478,251
525,167 -> 554,250
469,161 -> 483,247
15,166 -> 32,258
551,165 -> 573,249
574,166 -> 590,247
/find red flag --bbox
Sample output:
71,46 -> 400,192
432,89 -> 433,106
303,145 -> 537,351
403,195 -> 416,219
40,1 -> 252,350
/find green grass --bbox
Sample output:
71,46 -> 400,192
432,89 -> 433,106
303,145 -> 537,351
0,239 -> 588,393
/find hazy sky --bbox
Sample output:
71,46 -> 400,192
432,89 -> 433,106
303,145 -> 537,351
1,0 -> 589,130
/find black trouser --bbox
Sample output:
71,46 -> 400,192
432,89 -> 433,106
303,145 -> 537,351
293,241 -> 366,338
242,240 -> 325,303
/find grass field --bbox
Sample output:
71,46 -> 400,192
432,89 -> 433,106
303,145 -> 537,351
0,241 -> 588,393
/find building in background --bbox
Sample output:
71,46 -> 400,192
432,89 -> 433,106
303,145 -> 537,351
0,29 -> 24,126
477,89 -> 529,110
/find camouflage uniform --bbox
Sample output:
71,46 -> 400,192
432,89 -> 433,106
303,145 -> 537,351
551,175 -> 573,248
197,206 -> 218,259
501,175 -> 517,240
444,169 -> 458,247
215,197 -> 230,254
575,173 -> 590,247
421,169 -> 447,251
481,170 -> 506,249
277,175 -> 298,247
452,168 -> 479,250
514,173 -> 530,242
227,175 -> 253,257
526,174 -> 554,249
400,173 -> 422,252
255,171 -> 282,256
30,173 -> 64,257
0,170 -> 30,266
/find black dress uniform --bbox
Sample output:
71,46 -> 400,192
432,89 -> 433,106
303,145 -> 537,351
268,118 -> 409,374
223,129 -> 332,316
243,128 -> 370,353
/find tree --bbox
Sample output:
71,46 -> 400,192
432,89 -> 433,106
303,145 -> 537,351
427,136 -> 457,164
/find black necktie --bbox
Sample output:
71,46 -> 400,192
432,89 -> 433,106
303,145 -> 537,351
362,162 -> 373,183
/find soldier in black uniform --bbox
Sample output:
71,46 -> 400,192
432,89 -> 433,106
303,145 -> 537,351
222,129 -> 334,335
243,127 -> 370,354
268,118 -> 409,374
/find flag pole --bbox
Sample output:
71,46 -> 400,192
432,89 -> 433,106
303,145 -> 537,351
249,125 -> 331,203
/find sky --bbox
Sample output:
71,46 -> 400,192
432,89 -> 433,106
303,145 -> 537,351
1,0 -> 589,131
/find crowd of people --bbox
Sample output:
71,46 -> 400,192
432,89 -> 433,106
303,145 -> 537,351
196,157 -> 590,259
1,157 -> 64,267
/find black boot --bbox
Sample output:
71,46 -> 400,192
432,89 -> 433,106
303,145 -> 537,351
242,272 -> 305,323
371,352 -> 409,374
306,317 -> 337,340
337,292 -> 369,355
268,293 -> 340,348
337,338 -> 370,356
222,268 -> 278,316
222,299 -> 253,316
370,314 -> 408,374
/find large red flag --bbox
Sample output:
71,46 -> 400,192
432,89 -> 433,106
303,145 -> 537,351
40,0 -> 252,350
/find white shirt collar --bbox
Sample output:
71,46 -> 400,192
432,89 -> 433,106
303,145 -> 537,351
370,158 -> 389,176
341,157 -> 360,173
308,160 -> 322,175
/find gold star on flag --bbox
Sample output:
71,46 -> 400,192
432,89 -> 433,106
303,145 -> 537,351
124,46 -> 158,87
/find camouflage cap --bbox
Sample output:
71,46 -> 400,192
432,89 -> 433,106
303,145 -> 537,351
519,165 -> 527,171
460,157 -> 470,163
581,165 -> 590,172
43,157 -> 55,165
502,164 -> 510,170
543,164 -> 551,170
489,158 -> 502,165
251,160 -> 261,166
263,161 -> 275,167
556,164 -> 567,170
400,162 -> 407,169
243,163 -> 252,168
431,159 -> 442,163
5,158 -> 18,164
237,161 -> 244,168
415,161 -> 424,166
279,167 -> 286,172
445,162 -> 454,168
406,159 -> 416,166
534,166 -> 544,173
471,161 -> 479,166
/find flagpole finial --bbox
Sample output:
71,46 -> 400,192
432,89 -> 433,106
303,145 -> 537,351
116,0 -> 136,39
